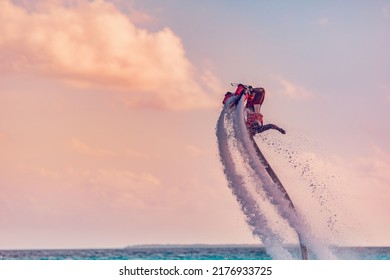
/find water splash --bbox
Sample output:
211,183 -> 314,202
216,95 -> 337,259
216,97 -> 293,259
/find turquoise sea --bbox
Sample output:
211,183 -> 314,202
1,246 -> 389,260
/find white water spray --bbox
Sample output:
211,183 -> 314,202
216,98 -> 293,259
216,95 -> 337,259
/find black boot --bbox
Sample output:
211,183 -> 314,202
278,127 -> 286,134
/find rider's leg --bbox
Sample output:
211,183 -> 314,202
251,123 -> 286,135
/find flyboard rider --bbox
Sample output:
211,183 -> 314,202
222,83 -> 286,136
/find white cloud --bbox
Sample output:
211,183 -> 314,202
0,0 -> 220,110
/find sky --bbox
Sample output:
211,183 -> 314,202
0,0 -> 389,249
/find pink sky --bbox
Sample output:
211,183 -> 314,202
1,0 -> 389,249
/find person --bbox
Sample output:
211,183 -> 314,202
245,87 -> 286,136
223,84 -> 286,136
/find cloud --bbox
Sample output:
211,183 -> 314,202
11,163 -> 163,222
0,0 -> 220,110
328,146 -> 390,243
106,0 -> 154,24
276,77 -> 314,100
124,148 -> 153,160
185,144 -> 205,158
66,167 -> 163,213
352,146 -> 390,186
20,165 -> 60,180
71,138 -> 116,157
89,168 -> 161,190
70,138 -> 155,160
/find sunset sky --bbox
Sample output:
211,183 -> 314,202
1,0 -> 389,249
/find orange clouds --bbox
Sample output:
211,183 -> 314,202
0,0 -> 221,110
71,138 -> 116,158
70,138 -> 154,160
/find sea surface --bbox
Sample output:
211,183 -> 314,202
1,246 -> 389,260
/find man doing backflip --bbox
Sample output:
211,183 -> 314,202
222,83 -> 286,136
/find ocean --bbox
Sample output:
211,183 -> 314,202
1,246 -> 389,260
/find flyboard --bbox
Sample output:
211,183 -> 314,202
248,134 -> 309,260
